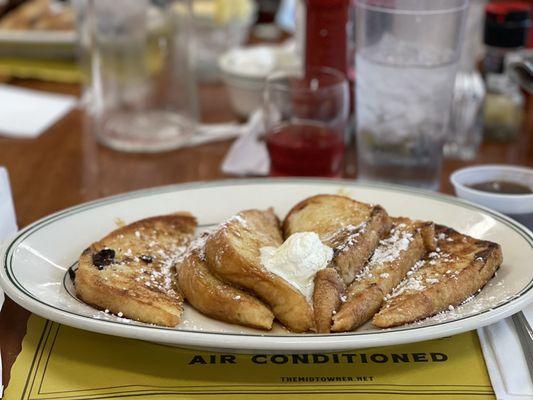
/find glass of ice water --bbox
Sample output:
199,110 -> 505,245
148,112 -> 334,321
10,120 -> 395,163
355,0 -> 468,190
77,0 -> 198,152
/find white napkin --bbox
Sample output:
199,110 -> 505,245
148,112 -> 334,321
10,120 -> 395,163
0,168 -> 17,242
189,122 -> 248,148
0,167 -> 18,398
0,84 -> 76,139
221,110 -> 269,176
478,304 -> 533,400
0,83 -> 250,146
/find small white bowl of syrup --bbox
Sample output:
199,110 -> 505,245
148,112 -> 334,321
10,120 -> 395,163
450,164 -> 533,228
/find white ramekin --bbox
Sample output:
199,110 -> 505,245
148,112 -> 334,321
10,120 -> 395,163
450,164 -> 533,214
218,45 -> 300,117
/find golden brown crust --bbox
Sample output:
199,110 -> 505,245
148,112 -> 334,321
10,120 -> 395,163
283,194 -> 391,284
204,209 -> 314,333
283,194 -> 369,239
111,212 -> 197,238
75,195 -> 505,333
312,268 -> 345,333
335,286 -> 385,332
76,213 -> 196,327
373,225 -> 503,328
333,206 -> 392,284
177,249 -> 275,330
331,218 -> 434,332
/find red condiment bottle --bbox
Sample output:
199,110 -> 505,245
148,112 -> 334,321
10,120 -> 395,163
304,0 -> 350,74
264,1 -> 352,178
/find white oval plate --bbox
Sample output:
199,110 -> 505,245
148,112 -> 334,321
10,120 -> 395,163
2,179 -> 532,353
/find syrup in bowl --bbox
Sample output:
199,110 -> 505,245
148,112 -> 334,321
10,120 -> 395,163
467,180 -> 532,195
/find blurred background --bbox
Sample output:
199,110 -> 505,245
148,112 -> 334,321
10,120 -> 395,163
0,0 -> 531,226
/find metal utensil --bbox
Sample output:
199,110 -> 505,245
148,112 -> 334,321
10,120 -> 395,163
508,50 -> 533,94
511,311 -> 533,381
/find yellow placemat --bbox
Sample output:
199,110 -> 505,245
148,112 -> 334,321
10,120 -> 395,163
0,58 -> 80,83
5,315 -> 495,400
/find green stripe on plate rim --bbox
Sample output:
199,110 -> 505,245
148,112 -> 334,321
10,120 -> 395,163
4,178 -> 533,338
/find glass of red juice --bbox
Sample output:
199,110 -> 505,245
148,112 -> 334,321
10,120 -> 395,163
263,67 -> 349,177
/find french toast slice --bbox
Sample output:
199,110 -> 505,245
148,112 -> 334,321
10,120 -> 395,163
204,209 -> 314,332
373,225 -> 503,328
177,245 -> 275,330
331,218 -> 435,332
76,213 -> 196,327
283,194 -> 392,285
312,268 -> 345,333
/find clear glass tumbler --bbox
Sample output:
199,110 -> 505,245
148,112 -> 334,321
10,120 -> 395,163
355,0 -> 468,190
77,0 -> 198,152
445,0 -> 486,160
263,67 -> 349,177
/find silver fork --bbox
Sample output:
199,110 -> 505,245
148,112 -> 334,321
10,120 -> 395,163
511,311 -> 533,381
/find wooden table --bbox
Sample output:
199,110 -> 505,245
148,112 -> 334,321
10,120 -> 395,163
0,78 -> 531,390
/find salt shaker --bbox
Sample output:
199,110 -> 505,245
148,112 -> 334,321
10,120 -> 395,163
482,2 -> 530,142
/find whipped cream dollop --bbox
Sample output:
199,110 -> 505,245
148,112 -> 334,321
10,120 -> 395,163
260,232 -> 333,301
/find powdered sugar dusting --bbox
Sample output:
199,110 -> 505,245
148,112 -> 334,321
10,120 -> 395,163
369,224 -> 412,265
412,283 -> 512,326
97,221 -> 194,306
355,224 -> 414,282
180,230 -> 211,262
381,227 -> 507,326
385,238 -> 463,302
223,213 -> 249,228
126,240 -> 187,297
330,222 -> 368,253
384,258 -> 427,301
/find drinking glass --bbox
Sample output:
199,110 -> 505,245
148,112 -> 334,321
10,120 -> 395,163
444,0 -> 486,160
77,0 -> 198,152
263,67 -> 349,177
355,0 -> 468,190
